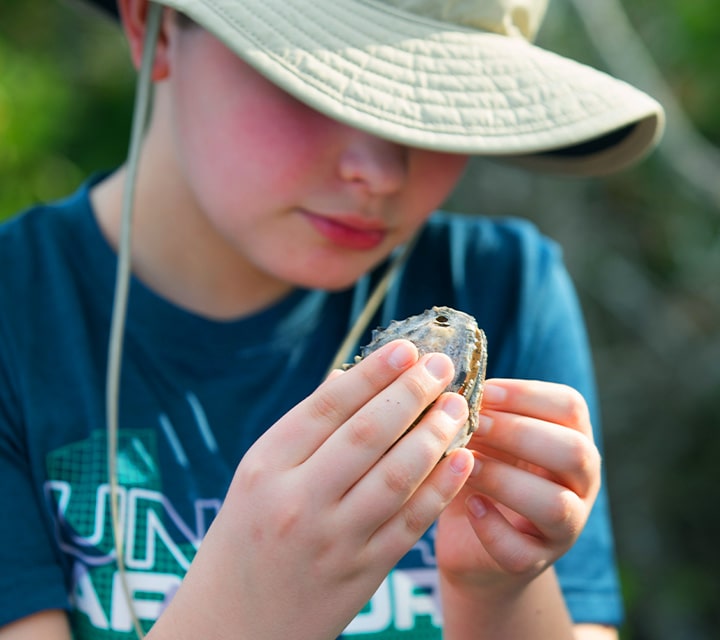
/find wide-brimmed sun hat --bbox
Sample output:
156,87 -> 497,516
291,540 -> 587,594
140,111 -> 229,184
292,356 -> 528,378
84,0 -> 664,176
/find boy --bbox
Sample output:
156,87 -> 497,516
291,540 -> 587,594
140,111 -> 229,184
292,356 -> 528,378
0,0 -> 663,638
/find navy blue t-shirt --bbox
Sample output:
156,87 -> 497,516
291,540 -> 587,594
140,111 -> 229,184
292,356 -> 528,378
0,177 -> 623,636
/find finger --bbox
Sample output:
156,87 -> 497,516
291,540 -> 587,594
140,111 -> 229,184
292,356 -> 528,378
316,356 -> 461,501
481,379 -> 593,439
257,339 -> 419,466
471,410 -> 601,497
464,495 -> 549,576
467,455 -> 589,543
368,444 -> 475,561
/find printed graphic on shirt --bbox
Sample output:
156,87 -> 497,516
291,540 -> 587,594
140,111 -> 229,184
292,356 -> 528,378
45,430 -> 444,639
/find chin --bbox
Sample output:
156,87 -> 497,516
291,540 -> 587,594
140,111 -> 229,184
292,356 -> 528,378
295,274 -> 362,293
276,251 -> 391,293
279,265 -> 369,293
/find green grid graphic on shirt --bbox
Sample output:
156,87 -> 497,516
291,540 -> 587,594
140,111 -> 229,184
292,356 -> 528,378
45,429 -> 200,638
45,429 -> 443,638
47,429 -> 160,550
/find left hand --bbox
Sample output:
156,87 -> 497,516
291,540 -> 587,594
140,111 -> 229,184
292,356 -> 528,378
435,378 -> 602,591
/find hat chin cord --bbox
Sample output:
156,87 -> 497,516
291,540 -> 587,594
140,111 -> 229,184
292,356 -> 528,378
104,4 -> 417,637
106,3 -> 163,638
325,233 -> 418,375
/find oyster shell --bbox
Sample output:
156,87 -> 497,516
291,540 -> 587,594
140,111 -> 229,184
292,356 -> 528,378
351,306 -> 488,452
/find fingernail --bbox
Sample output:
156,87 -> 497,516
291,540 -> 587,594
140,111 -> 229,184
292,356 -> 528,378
388,341 -> 416,369
424,353 -> 452,380
482,382 -> 507,405
470,456 -> 482,477
440,394 -> 468,421
449,449 -> 472,474
467,495 -> 487,518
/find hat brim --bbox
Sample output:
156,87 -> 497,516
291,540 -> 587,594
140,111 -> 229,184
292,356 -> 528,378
87,0 -> 665,176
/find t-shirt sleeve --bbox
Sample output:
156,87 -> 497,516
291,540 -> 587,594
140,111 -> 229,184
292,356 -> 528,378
502,224 -> 624,625
454,216 -> 625,626
0,289 -> 70,627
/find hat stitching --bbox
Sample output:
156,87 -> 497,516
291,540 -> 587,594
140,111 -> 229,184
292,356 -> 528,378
279,51 -> 632,137
205,1 -> 629,140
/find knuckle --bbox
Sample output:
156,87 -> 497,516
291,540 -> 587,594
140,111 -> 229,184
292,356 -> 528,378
418,405 -> 454,446
233,456 -> 271,493
404,373 -> 432,404
274,501 -> 304,539
347,412 -> 381,450
504,549 -> 543,576
356,357 -> 387,388
546,489 -> 582,533
566,431 -> 601,477
402,500 -> 429,536
354,347 -> 411,391
558,385 -> 591,429
481,525 -> 539,575
383,461 -> 415,495
402,368 -> 443,410
308,385 -> 346,427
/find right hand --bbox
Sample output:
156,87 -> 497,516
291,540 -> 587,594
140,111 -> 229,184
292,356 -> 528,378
149,339 -> 475,640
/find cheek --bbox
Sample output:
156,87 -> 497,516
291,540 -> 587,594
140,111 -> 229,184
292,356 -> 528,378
169,43 -> 304,197
406,152 -> 469,220
173,89 -> 332,219
175,99 -> 270,189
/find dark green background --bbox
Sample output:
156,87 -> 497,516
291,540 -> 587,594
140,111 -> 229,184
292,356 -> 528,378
1,1 -> 718,638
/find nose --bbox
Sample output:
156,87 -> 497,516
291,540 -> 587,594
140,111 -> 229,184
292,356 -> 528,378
337,131 -> 408,196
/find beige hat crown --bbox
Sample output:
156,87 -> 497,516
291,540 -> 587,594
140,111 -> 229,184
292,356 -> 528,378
384,0 -> 548,39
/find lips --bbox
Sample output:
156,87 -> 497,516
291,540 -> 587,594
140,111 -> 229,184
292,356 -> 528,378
301,210 -> 387,251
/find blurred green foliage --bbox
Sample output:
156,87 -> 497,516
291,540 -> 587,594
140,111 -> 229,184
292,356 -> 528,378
449,3 -> 720,639
0,0 -> 133,218
1,1 -> 719,639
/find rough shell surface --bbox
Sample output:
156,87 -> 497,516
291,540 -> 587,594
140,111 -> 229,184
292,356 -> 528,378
352,306 -> 488,453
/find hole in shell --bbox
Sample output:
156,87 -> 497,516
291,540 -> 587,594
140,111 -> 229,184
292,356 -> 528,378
434,314 -> 450,326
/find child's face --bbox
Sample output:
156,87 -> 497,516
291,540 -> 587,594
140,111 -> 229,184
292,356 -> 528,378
161,23 -> 469,291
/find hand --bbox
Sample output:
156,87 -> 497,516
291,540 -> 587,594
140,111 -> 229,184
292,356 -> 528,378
435,378 -> 601,592
150,340 -> 474,640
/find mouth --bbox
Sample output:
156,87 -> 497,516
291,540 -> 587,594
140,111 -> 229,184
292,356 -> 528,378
300,210 -> 388,251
